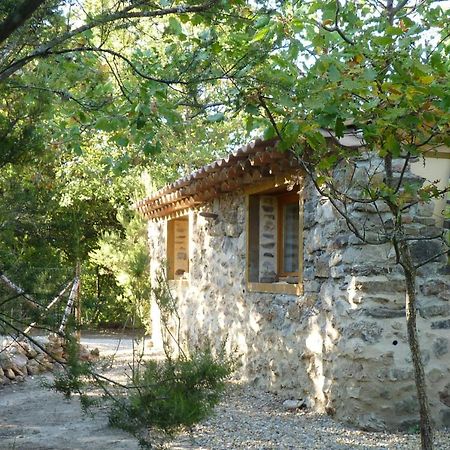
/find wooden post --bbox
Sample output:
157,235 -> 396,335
74,261 -> 81,343
58,262 -> 81,339
24,280 -> 73,334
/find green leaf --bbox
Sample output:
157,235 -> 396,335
254,15 -> 270,29
277,95 -> 296,108
207,113 -> 225,122
72,144 -> 83,156
143,142 -> 162,156
305,130 -> 327,151
334,117 -> 345,138
115,135 -> 129,147
363,68 -> 377,81
252,26 -> 270,42
95,117 -> 119,132
386,26 -> 403,36
373,36 -> 394,46
328,65 -> 341,82
384,134 -> 401,156
168,17 -> 183,35
263,126 -> 277,140
245,104 -> 260,115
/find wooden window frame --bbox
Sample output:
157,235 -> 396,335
245,180 -> 304,295
167,216 -> 189,281
277,192 -> 300,278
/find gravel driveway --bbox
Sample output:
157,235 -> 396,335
1,333 -> 449,450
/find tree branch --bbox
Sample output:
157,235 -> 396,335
258,94 -> 283,140
44,46 -> 191,86
0,0 -> 46,45
0,0 -> 219,83
319,1 -> 355,45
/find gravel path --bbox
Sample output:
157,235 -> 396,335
1,334 -> 449,449
170,385 -> 450,450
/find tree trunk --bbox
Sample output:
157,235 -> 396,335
399,241 -> 434,450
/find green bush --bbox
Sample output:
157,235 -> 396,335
108,346 -> 234,438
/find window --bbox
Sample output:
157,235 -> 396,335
167,217 -> 189,280
247,186 -> 302,294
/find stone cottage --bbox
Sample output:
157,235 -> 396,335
136,134 -> 450,431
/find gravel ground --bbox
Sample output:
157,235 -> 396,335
170,384 -> 450,450
1,334 -> 449,449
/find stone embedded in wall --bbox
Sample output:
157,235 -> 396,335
314,254 -> 330,278
326,234 -> 349,251
439,385 -> 450,407
421,278 -> 450,301
304,280 -> 321,293
353,276 -> 406,294
224,223 -> 240,238
303,199 -> 317,229
441,410 -> 450,427
410,240 -> 443,266
433,338 -> 449,358
361,294 -> 405,309
418,302 -> 450,319
431,319 -> 450,329
394,396 -> 419,418
363,307 -> 405,319
343,321 -> 383,344
314,199 -> 334,223
341,245 -> 393,266
330,265 -> 345,278
345,264 -> 402,277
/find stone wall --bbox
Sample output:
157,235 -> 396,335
147,164 -> 450,431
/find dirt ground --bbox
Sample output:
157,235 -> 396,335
0,334 -> 145,450
2,334 -> 449,450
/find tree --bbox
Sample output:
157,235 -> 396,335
207,2 -> 448,449
0,0 -> 248,332
1,1 -> 449,448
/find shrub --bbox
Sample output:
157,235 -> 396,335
108,345 -> 234,442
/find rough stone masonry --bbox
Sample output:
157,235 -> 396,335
147,157 -> 450,432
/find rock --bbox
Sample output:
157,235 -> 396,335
0,367 -> 4,377
25,345 -> 38,358
0,353 -> 13,370
26,359 -> 40,375
12,366 -> 24,376
224,223 -> 240,237
327,235 -> 349,251
11,353 -> 28,371
354,276 -> 405,293
282,399 -> 305,411
5,368 -> 15,380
